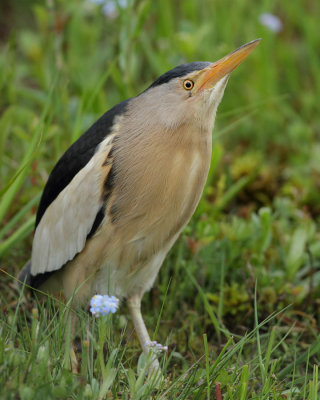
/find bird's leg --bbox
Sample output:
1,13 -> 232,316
68,311 -> 80,373
127,294 -> 160,373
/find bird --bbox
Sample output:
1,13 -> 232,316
19,39 -> 260,362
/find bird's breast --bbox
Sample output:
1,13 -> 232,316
109,125 -> 212,259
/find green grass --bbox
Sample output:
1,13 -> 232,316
1,0 -> 320,398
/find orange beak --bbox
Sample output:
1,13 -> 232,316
195,39 -> 261,92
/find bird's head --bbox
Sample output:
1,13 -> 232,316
132,39 -> 260,133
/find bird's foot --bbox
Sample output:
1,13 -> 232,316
142,341 -> 168,386
143,356 -> 164,387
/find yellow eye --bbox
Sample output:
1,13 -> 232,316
183,79 -> 194,90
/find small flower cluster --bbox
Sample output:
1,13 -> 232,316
87,0 -> 128,18
90,294 -> 119,316
145,340 -> 168,352
259,13 -> 283,33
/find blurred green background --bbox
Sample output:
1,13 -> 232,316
0,0 -> 319,397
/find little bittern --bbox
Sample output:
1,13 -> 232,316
20,39 -> 260,360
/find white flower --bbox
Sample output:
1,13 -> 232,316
89,0 -> 106,4
90,294 -> 120,316
259,13 -> 283,33
86,0 -> 128,18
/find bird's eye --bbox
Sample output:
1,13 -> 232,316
183,79 -> 194,90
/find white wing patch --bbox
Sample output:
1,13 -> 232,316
31,135 -> 115,275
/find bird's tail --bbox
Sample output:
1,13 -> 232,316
18,260 -> 32,286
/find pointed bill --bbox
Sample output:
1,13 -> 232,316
195,39 -> 261,92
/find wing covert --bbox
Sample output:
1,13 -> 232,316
31,135 -> 115,276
